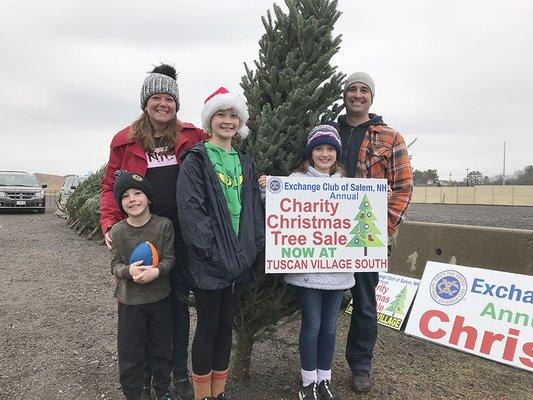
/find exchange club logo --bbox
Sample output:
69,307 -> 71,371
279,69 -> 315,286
267,177 -> 282,194
430,270 -> 468,306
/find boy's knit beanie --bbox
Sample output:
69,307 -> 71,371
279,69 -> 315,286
113,171 -> 154,213
304,124 -> 343,160
140,64 -> 180,111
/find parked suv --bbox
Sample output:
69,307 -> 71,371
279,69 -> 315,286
58,175 -> 87,204
0,171 -> 47,213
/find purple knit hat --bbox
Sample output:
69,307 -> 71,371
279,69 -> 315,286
304,125 -> 342,160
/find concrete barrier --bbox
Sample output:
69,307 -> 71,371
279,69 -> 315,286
457,187 -> 476,205
441,187 -> 458,204
411,185 -> 533,206
493,186 -> 514,205
390,221 -> 533,278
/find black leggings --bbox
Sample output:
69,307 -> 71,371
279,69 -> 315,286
192,282 -> 245,375
117,297 -> 172,398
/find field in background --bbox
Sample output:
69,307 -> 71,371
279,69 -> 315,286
34,173 -> 65,191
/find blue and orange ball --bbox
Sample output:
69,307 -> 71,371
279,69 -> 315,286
129,241 -> 159,268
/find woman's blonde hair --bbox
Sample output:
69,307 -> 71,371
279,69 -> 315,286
128,112 -> 182,152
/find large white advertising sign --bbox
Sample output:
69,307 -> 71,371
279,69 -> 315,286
265,176 -> 388,273
405,261 -> 533,372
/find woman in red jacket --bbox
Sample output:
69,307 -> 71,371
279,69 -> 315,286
100,64 -> 207,400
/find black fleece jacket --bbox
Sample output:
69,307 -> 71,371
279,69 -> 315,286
177,142 -> 265,290
336,114 -> 385,178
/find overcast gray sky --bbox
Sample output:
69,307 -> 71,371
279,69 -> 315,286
1,0 -> 531,182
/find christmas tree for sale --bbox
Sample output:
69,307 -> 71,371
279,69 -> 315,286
241,0 -> 345,176
385,285 -> 408,317
347,194 -> 384,256
233,0 -> 345,379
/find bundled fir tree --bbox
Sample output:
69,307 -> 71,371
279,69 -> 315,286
233,0 -> 345,379
65,165 -> 106,239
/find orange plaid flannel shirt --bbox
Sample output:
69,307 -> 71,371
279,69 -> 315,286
352,124 -> 413,236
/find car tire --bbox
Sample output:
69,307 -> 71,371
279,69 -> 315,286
37,208 -> 45,214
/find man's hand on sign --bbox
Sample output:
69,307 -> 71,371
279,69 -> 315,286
258,175 -> 267,189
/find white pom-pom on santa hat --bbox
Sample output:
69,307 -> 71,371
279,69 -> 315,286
201,87 -> 249,139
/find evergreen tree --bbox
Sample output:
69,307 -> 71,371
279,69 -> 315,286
233,0 -> 345,379
65,165 -> 106,240
242,0 -> 345,176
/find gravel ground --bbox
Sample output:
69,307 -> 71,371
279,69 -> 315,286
0,209 -> 532,400
406,204 -> 533,230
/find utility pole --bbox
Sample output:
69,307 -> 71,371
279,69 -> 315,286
449,171 -> 452,186
466,168 -> 469,187
502,141 -> 506,186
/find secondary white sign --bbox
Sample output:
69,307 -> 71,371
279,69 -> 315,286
346,272 -> 420,330
405,261 -> 533,372
265,176 -> 388,274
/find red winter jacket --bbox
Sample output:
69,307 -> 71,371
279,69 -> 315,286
99,122 -> 208,236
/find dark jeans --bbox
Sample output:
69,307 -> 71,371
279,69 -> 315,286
297,287 -> 345,371
144,241 -> 190,379
191,282 -> 245,375
118,297 -> 172,399
345,271 -> 379,373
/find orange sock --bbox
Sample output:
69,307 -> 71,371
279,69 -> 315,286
192,371 -> 212,400
211,369 -> 229,397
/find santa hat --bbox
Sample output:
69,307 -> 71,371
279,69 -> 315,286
201,87 -> 249,139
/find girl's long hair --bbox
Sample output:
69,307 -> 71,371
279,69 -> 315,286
129,112 -> 182,152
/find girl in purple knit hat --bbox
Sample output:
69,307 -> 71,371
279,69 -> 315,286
259,124 -> 352,400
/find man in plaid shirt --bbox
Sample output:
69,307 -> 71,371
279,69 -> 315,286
335,71 -> 413,393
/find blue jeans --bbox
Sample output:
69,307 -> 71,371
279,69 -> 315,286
297,287 -> 344,371
345,271 -> 379,373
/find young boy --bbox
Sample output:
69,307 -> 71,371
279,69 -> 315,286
110,172 -> 175,400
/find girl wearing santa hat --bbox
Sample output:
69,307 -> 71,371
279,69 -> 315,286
177,87 -> 265,400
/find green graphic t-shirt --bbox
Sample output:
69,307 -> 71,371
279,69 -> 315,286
205,141 -> 243,235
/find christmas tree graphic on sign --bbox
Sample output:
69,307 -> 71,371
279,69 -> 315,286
346,194 -> 384,255
386,285 -> 408,317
